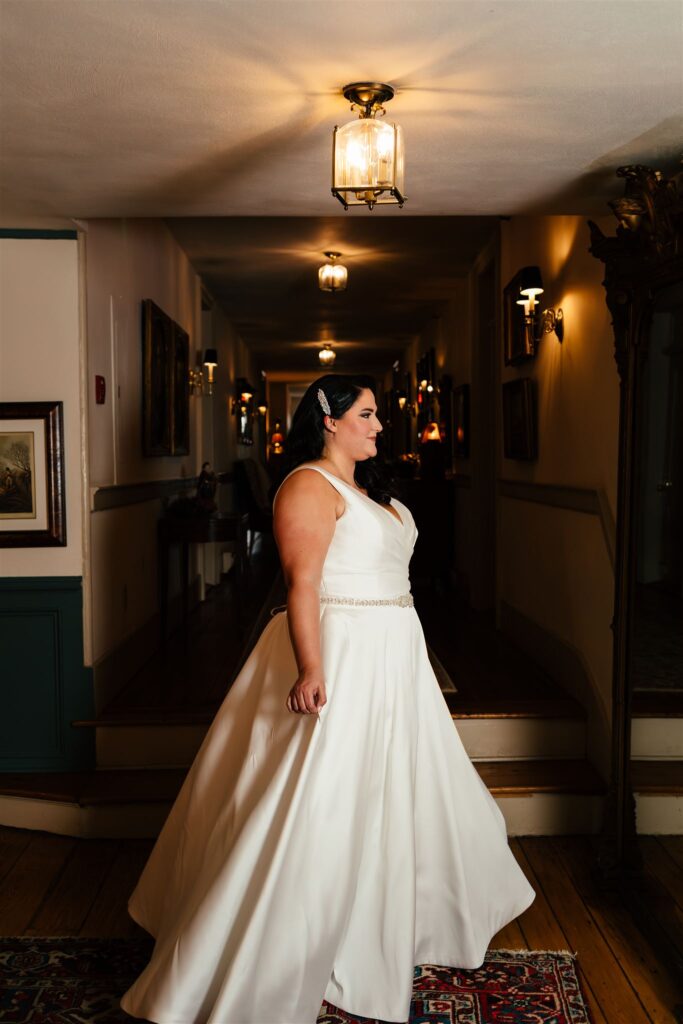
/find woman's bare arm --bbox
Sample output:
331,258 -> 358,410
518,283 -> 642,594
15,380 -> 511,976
273,470 -> 343,714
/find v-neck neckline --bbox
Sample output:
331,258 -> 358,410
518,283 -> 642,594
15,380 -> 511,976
309,464 -> 405,530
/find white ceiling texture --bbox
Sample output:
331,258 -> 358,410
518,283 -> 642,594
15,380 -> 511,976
1,0 -> 681,369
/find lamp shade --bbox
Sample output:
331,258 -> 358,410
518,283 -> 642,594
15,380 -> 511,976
332,119 -> 405,209
203,348 -> 218,366
517,266 -> 544,298
319,345 -> 336,366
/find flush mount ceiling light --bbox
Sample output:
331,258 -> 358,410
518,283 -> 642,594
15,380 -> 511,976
318,252 -> 348,292
318,344 -> 336,366
332,82 -> 406,211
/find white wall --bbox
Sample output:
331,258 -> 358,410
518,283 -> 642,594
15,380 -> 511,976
498,214 -> 619,778
0,237 -> 84,578
85,219 -> 202,665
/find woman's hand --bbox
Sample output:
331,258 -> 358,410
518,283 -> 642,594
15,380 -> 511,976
286,669 -> 327,715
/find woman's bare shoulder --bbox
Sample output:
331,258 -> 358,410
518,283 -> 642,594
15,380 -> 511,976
274,465 -> 344,517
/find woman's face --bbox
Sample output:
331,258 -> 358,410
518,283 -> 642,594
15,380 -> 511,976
333,387 -> 383,460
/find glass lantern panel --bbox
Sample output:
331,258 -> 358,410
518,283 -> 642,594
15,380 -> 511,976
334,119 -> 398,191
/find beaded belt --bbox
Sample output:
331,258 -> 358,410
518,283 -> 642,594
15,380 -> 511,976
269,592 -> 414,616
320,592 -> 414,608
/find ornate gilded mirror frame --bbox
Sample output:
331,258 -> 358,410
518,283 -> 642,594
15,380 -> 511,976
589,164 -> 683,999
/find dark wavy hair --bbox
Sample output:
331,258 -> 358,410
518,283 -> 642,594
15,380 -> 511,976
270,374 -> 396,506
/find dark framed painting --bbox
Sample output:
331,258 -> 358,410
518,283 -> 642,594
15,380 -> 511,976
452,384 -> 470,459
0,401 -> 66,547
502,378 -> 537,460
142,299 -> 190,456
503,271 -> 535,365
172,323 -> 190,455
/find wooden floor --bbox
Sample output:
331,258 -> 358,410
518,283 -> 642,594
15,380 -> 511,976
1,827 -> 681,1022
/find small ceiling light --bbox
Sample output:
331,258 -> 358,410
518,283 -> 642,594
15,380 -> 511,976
319,344 -> 336,366
332,82 -> 406,211
318,252 -> 348,292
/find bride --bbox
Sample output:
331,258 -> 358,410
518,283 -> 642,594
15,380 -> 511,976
120,373 -> 536,1024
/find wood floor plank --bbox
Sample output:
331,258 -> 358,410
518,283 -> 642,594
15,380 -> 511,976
660,837 -> 683,873
80,840 -> 153,937
554,834 -> 682,1024
490,919 -> 527,949
26,839 -> 119,936
0,832 -> 75,935
511,839 -> 608,1024
0,827 -> 32,886
520,836 -> 651,1024
639,837 -> 683,911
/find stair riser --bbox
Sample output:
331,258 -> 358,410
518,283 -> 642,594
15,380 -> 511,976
496,794 -> 605,836
0,794 -> 171,839
95,718 -> 587,768
635,794 -> 683,834
0,792 -> 607,839
456,718 -> 586,761
631,719 -> 683,760
96,726 -> 207,768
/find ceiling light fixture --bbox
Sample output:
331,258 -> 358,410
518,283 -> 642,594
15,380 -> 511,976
318,252 -> 348,292
318,344 -> 336,366
332,82 -> 406,211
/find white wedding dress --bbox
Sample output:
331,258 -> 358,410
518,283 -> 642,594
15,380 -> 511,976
121,463 -> 536,1024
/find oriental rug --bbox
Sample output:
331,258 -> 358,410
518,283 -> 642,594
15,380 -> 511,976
0,937 -> 593,1023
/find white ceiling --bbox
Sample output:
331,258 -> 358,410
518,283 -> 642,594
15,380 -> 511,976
1,0 -> 681,220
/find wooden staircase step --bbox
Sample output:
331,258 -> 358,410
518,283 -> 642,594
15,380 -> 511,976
477,759 -> 606,796
446,694 -> 585,719
0,769 -> 187,806
631,760 -> 683,794
632,690 -> 683,718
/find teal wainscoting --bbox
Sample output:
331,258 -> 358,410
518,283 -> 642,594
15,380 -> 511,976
0,578 -> 94,771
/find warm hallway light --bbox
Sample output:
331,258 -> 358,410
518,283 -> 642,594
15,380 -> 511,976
318,252 -> 348,292
318,344 -> 336,366
332,82 -> 405,211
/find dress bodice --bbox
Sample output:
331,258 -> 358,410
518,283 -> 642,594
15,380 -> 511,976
274,463 -> 418,599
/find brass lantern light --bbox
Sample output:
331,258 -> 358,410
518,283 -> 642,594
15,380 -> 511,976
318,252 -> 348,292
332,82 -> 406,211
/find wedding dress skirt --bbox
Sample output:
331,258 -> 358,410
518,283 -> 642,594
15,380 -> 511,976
121,463 -> 536,1024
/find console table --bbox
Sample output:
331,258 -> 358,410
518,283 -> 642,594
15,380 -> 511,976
158,511 -> 249,641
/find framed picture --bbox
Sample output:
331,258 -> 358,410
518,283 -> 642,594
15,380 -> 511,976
172,323 -> 190,455
0,401 -> 66,547
503,271 -> 535,365
502,378 -> 537,460
142,299 -> 191,456
452,384 -> 470,459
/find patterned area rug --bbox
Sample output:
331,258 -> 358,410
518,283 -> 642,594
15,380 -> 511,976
0,937 -> 593,1023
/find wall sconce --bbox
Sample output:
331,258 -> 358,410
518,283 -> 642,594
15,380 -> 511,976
231,377 -> 254,415
332,82 -> 406,211
189,349 -> 219,396
257,401 -> 268,416
516,266 -> 564,342
318,252 -> 348,292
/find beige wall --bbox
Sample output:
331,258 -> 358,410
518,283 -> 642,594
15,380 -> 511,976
500,216 -> 619,510
412,217 -> 619,779
86,219 -> 201,488
498,214 -> 619,777
0,237 -> 85,579
84,220 -> 258,670
85,220 -> 202,665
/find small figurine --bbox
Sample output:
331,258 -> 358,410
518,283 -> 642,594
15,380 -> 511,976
196,461 -> 218,512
